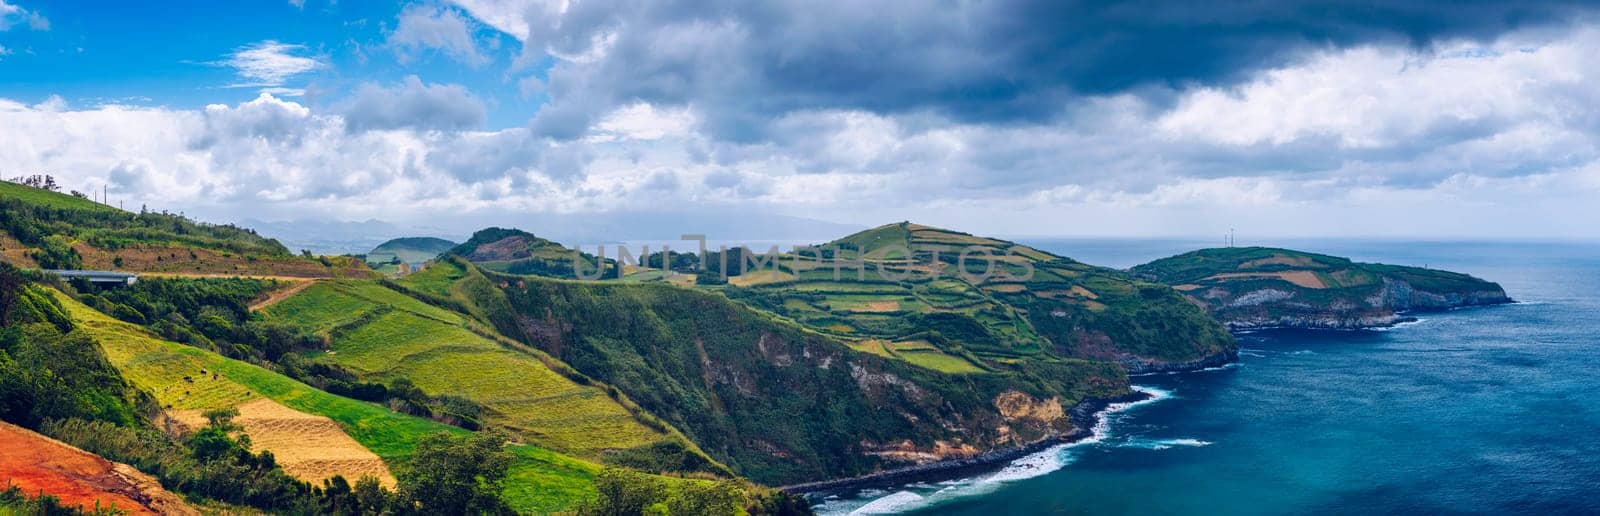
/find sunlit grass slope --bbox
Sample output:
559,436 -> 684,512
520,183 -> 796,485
49,288 -> 601,514
262,280 -> 672,458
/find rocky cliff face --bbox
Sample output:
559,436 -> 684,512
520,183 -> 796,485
1132,247 -> 1512,331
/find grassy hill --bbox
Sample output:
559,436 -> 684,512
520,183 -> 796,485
417,222 -> 1235,484
716,222 -> 1234,368
1132,247 -> 1512,329
260,278 -> 728,476
449,227 -> 616,279
46,288 -> 603,513
365,237 -> 456,266
0,180 -> 370,278
414,255 -> 1127,485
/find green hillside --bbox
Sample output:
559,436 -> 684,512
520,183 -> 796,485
47,287 -> 603,513
422,222 -> 1233,483
449,227 -> 617,279
719,222 -> 1233,366
261,279 -> 727,475
1132,247 -> 1512,329
0,179 -> 368,277
419,256 -> 1127,485
365,237 -> 456,265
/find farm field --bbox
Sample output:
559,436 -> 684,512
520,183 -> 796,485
49,289 -> 603,513
261,280 -> 675,459
166,398 -> 398,488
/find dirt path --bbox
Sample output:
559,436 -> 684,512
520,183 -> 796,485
167,399 -> 397,489
0,421 -> 197,516
248,279 -> 319,312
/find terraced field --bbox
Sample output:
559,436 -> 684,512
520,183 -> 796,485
261,280 -> 676,459
49,289 -> 603,513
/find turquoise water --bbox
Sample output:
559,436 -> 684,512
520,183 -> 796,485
816,241 -> 1600,515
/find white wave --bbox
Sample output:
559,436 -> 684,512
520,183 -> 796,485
1127,437 -> 1213,450
847,491 -> 925,515
1287,349 -> 1316,355
1370,318 -> 1427,332
817,385 -> 1174,515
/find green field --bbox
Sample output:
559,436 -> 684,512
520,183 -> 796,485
50,289 -> 601,513
263,280 -> 675,459
397,259 -> 466,297
0,181 -> 120,212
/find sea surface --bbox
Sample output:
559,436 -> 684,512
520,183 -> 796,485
815,240 -> 1600,515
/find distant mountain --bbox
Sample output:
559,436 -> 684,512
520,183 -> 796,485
1131,247 -> 1513,329
365,237 -> 457,265
243,212 -> 860,256
239,218 -> 461,256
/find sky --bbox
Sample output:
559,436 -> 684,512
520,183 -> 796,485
3,0 -> 1600,242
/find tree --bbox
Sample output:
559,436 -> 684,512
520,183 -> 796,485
667,480 -> 744,516
581,467 -> 666,516
398,431 -> 514,515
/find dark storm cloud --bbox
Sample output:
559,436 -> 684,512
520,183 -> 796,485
521,0 -> 1590,140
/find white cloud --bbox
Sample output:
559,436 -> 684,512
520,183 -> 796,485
388,4 -> 487,67
448,0 -> 550,42
221,40 -> 324,88
592,103 -> 694,141
1157,36 -> 1597,149
0,0 -> 46,31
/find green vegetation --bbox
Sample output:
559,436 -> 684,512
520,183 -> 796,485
427,221 -> 1231,484
0,179 -> 290,260
705,222 -> 1233,364
449,265 -> 1127,485
0,265 -> 147,430
398,431 -> 516,515
47,288 -> 609,512
0,483 -> 121,516
261,279 -> 723,474
449,227 -> 616,279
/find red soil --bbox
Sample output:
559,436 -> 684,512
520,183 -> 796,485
0,421 -> 196,515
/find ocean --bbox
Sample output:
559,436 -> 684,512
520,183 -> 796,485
814,240 -> 1600,515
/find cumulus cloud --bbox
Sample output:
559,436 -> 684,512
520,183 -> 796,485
222,40 -> 324,88
388,4 -> 487,66
340,76 -> 487,132
455,0 -> 1589,141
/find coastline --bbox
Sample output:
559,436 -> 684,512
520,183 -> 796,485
780,384 -> 1169,496
784,347 -> 1241,496
1221,299 -> 1515,332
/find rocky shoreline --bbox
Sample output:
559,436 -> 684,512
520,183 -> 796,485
779,388 -> 1158,496
1221,299 -> 1514,331
1122,348 -> 1239,375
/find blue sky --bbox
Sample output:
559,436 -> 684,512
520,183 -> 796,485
3,1 -> 1600,241
0,1 -> 541,127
